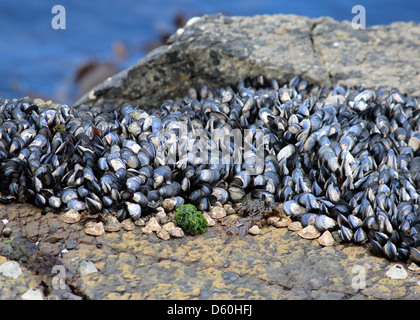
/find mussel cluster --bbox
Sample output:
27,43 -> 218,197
0,76 -> 420,263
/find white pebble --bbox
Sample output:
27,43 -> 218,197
386,264 -> 407,280
21,288 -> 44,300
0,261 -> 22,279
78,260 -> 98,277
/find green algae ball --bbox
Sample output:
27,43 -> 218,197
174,204 -> 208,236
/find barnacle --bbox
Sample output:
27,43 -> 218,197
222,197 -> 286,236
237,198 -> 285,218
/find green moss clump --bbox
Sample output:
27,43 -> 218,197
174,204 -> 208,235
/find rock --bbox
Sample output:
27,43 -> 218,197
103,215 -> 121,232
209,206 -> 226,219
75,14 -> 420,110
60,209 -> 81,224
287,221 -> 302,232
386,264 -> 408,280
145,217 -> 161,232
78,260 -> 98,277
157,229 -> 170,241
168,227 -> 184,238
317,231 -> 335,246
21,288 -> 44,300
202,212 -> 215,227
298,225 -> 321,240
84,222 -> 105,236
120,219 -> 135,231
248,225 -> 260,235
0,261 -> 22,279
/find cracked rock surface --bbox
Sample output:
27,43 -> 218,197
75,13 -> 420,109
0,202 -> 419,299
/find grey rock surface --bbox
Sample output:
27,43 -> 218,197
1,202 -> 420,300
75,13 -> 420,109
78,260 -> 98,277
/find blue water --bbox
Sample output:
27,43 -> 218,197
0,0 -> 419,104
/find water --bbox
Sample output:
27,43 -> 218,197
0,0 -> 419,104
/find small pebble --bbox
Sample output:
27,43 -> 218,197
0,261 -> 22,279
21,288 -> 44,300
287,221 -> 302,231
386,264 -> 408,280
248,225 -> 260,235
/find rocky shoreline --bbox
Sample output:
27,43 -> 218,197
1,13 -> 420,300
1,201 -> 420,300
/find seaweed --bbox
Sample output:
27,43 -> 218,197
174,204 -> 208,236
